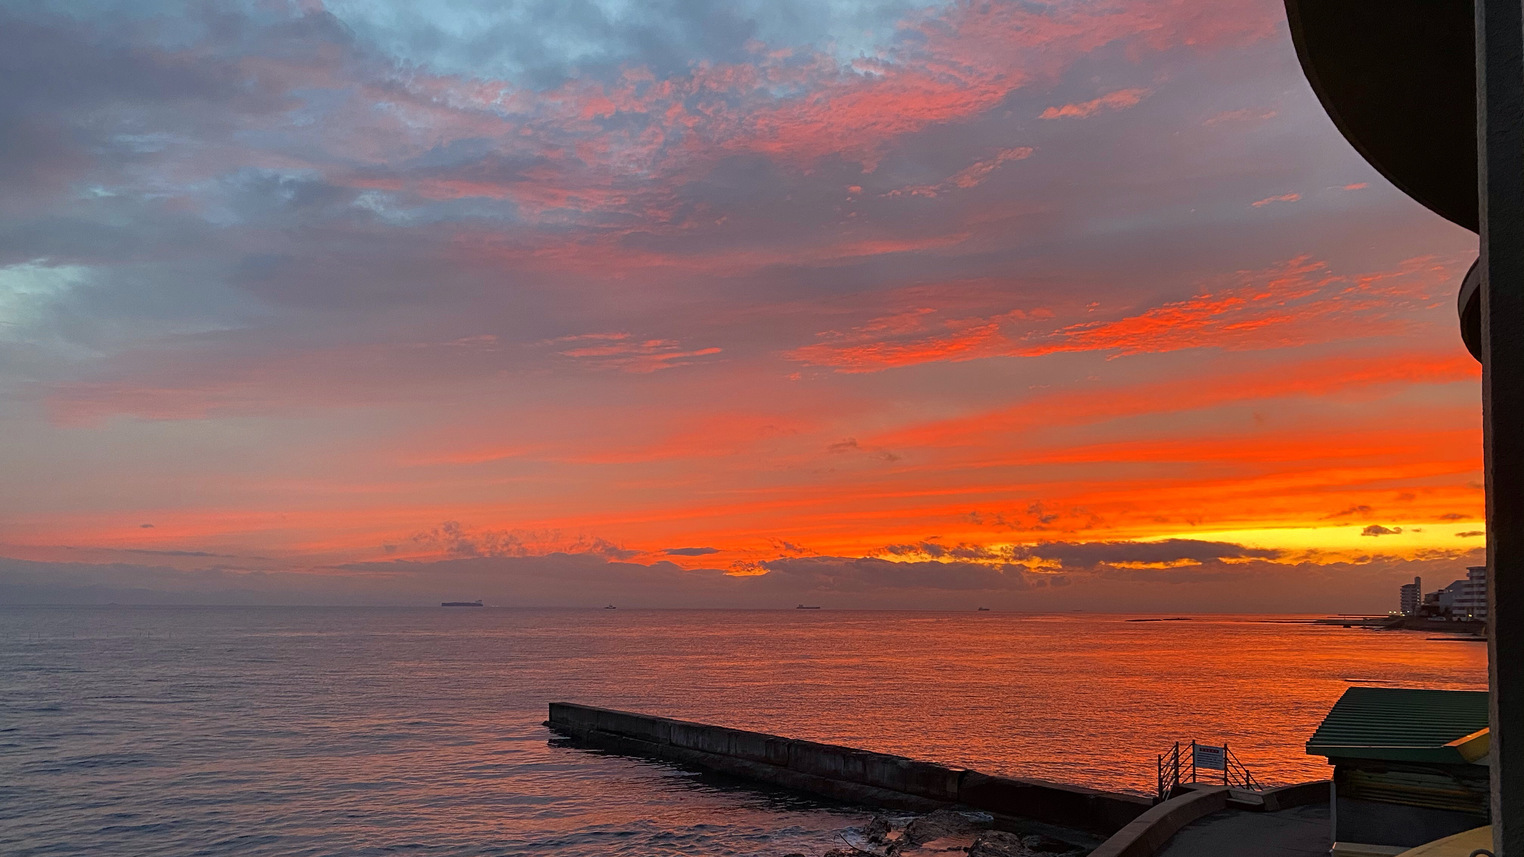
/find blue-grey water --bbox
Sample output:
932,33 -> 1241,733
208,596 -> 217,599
0,607 -> 1487,856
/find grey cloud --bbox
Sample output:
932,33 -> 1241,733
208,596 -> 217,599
665,547 -> 720,556
758,555 -> 1044,592
825,437 -> 899,461
328,0 -> 919,89
411,521 -> 640,561
2,545 -> 1488,613
122,548 -> 238,558
0,8 -> 298,207
1324,504 -> 1373,519
963,504 -> 1105,533
1016,539 -> 1282,567
1361,525 -> 1402,537
221,171 -> 364,225
879,538 -> 1282,569
0,0 -> 1429,425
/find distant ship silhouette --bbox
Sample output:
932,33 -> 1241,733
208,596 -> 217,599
604,604 -> 617,609
441,600 -> 483,607
795,604 -> 821,610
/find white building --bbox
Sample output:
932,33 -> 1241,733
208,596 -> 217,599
1399,576 -> 1422,615
1455,566 -> 1488,620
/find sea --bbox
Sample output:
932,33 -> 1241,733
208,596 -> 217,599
0,607 -> 1488,856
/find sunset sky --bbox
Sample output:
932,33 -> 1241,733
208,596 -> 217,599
0,0 -> 1486,610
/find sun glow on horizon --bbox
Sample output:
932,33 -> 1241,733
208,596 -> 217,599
1144,522 -> 1487,559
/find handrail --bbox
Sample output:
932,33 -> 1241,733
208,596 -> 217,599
1224,745 -> 1260,791
1156,740 -> 1260,801
1157,742 -> 1182,802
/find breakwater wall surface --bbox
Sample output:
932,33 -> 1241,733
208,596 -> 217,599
546,702 -> 1152,835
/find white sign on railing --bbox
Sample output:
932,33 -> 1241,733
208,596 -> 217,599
1195,744 -> 1227,771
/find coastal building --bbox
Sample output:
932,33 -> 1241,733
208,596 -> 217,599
1415,567 -> 1488,622
1455,566 -> 1488,621
1435,581 -> 1464,616
1306,687 -> 1491,856
1399,577 -> 1421,616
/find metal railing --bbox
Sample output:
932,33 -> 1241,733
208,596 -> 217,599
1156,741 -> 1261,802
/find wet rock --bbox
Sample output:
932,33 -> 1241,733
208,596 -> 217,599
966,831 -> 1085,857
1024,834 -> 1084,855
820,809 -> 1084,857
840,812 -> 915,854
899,809 -> 994,847
967,831 -> 1029,857
861,815 -> 894,843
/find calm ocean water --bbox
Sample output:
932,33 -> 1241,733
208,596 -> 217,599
0,607 -> 1487,856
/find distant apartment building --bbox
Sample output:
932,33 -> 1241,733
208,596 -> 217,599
1418,567 -> 1488,621
1456,566 -> 1488,620
1399,577 -> 1421,615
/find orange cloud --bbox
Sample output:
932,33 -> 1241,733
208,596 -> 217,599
789,317 -> 1008,372
1251,192 -> 1301,207
789,255 -> 1462,373
1025,254 -> 1453,356
870,348 -> 1478,451
1039,88 -> 1151,119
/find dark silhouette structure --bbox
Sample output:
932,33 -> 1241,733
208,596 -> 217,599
1284,2 -> 1523,853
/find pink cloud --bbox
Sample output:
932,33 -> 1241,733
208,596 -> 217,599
1202,108 -> 1277,126
551,333 -> 723,373
1251,192 -> 1301,207
1022,255 -> 1455,357
1039,88 -> 1150,120
788,255 -> 1463,372
886,147 -> 1035,198
790,321 -> 1007,373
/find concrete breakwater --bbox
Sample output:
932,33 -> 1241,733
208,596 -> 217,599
547,702 -> 1151,836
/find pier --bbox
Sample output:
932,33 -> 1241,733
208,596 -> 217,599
548,702 -> 1149,836
546,703 -> 1331,855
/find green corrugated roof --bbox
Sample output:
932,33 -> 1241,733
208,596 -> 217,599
1306,687 -> 1489,764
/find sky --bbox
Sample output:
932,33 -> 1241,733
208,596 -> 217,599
0,0 -> 1486,610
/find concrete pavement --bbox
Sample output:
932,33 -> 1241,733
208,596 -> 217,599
1154,804 -> 1330,857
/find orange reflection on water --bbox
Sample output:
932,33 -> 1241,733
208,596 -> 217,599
547,611 -> 1488,793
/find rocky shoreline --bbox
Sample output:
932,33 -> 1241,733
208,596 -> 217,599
785,809 -> 1089,857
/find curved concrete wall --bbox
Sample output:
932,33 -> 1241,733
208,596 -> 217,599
1088,787 -> 1231,857
547,702 -> 1151,835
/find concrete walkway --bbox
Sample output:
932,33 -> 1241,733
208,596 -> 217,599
1154,804 -> 1331,857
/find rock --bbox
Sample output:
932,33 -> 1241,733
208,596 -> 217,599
967,831 -> 1085,857
861,814 -> 894,843
968,831 -> 1030,857
899,809 -> 994,847
1023,834 -> 1083,855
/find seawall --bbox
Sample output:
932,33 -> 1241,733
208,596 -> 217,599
546,702 -> 1152,835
